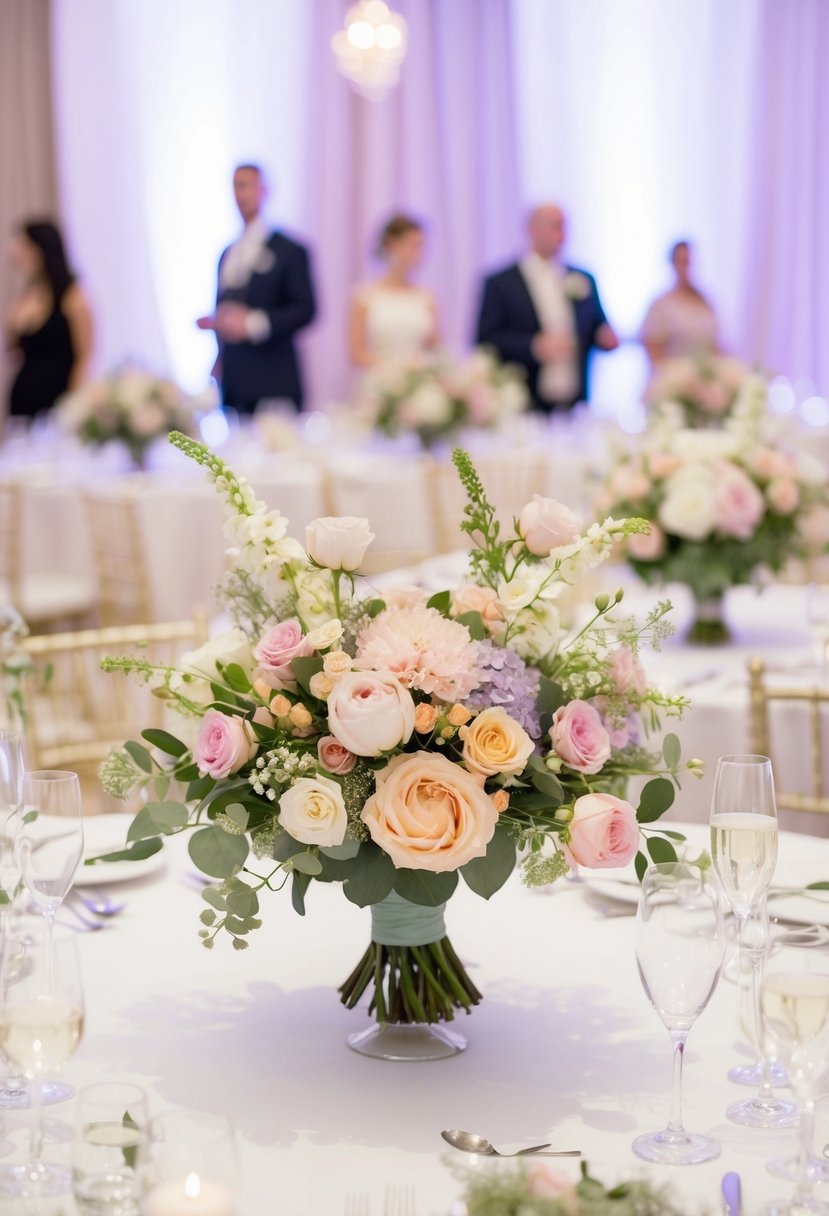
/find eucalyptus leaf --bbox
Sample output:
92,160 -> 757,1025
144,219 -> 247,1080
84,837 -> 163,866
426,589 -> 451,616
124,740 -> 153,773
221,662 -> 252,693
662,732 -> 681,769
141,728 -> 188,758
646,836 -> 678,865
393,868 -> 458,907
321,837 -> 361,861
636,777 -> 675,824
188,826 -> 249,879
634,850 -> 648,882
531,770 -> 564,803
127,802 -> 188,841
224,804 -> 249,831
226,885 -> 259,918
455,610 -> 486,640
461,828 -> 516,899
292,870 -> 311,916
201,887 -> 226,911
289,852 -> 323,877
342,844 -> 395,907
186,775 -> 214,801
273,831 -> 309,862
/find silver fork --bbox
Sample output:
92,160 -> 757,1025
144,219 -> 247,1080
345,1193 -> 370,1216
59,898 -> 107,931
384,1184 -> 415,1216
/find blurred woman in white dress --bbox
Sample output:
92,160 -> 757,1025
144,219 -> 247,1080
348,213 -> 439,367
638,240 -> 720,365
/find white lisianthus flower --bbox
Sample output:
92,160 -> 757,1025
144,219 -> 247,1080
497,576 -> 540,616
658,463 -> 718,540
278,776 -> 347,848
509,603 -> 561,664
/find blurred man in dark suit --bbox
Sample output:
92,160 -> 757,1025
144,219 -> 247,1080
476,204 -> 617,413
198,164 -> 316,412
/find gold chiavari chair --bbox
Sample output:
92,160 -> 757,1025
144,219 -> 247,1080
83,487 -> 154,624
427,449 -> 550,554
21,614 -> 207,812
0,480 -> 97,632
747,656 -> 829,816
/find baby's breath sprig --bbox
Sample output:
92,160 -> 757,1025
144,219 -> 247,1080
248,748 -> 317,802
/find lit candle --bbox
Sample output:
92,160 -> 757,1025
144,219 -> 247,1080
144,1172 -> 235,1216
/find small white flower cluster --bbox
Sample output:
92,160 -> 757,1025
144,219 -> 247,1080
249,748 -> 317,800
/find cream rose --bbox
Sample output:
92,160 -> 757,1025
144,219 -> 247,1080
305,619 -> 344,650
462,707 -> 534,777
306,516 -> 374,572
517,495 -> 581,557
563,791 -> 639,868
658,463 -> 718,540
278,775 -> 347,848
326,671 -> 415,756
361,751 -> 499,871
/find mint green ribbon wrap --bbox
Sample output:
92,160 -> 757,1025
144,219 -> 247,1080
370,890 -> 446,947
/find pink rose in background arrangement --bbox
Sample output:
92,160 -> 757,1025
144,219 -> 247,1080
608,646 -> 648,698
326,670 -> 415,757
697,380 -> 731,413
627,522 -> 666,561
194,710 -> 256,779
648,452 -> 681,480
253,619 -> 314,690
714,462 -> 765,539
317,735 -> 356,776
526,1162 -> 578,1212
517,495 -> 581,557
563,791 -> 640,869
767,477 -> 800,515
550,700 -> 612,774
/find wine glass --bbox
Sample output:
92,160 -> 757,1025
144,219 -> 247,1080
0,931 -> 85,1196
632,861 -> 725,1164
0,730 -> 26,1111
17,770 -> 84,959
709,754 -> 784,1125
760,927 -> 829,1215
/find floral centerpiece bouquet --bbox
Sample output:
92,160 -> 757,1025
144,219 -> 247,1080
57,367 -> 199,469
645,353 -> 752,428
597,397 -> 829,642
453,1159 -> 692,1216
356,347 -> 527,450
99,432 -> 699,1054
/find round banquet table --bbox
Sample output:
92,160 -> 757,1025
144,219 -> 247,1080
3,821 -> 829,1215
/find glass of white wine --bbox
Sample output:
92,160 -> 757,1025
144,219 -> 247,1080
761,928 -> 829,1215
0,931 -> 84,1196
632,861 -> 725,1164
710,754 -> 784,1127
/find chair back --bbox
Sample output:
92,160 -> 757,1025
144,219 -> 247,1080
428,450 -> 550,554
0,481 -> 22,602
747,656 -> 829,816
84,487 -> 154,623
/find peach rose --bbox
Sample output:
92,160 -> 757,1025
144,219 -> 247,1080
627,523 -> 665,561
518,495 -> 581,557
461,707 -> 534,777
563,791 -> 639,868
317,735 -> 356,776
550,700 -> 611,775
451,583 -> 504,625
361,751 -> 499,871
414,703 -> 440,733
648,452 -> 681,479
767,477 -> 800,515
326,671 -> 415,757
194,710 -> 256,779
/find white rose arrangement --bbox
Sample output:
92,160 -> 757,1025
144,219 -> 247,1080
356,346 -> 528,450
98,433 -> 700,1031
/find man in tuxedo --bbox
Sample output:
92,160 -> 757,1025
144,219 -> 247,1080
198,164 -> 317,413
476,204 -> 618,413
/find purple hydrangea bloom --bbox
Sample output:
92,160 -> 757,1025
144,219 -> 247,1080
468,640 -> 541,739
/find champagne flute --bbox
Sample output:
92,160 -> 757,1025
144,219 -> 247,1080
0,932 -> 85,1196
17,770 -> 84,960
632,861 -> 725,1164
760,927 -> 829,1215
0,730 -> 33,1114
709,754 -> 783,1125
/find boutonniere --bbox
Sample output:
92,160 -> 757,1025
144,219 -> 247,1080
563,271 -> 591,301
253,247 -> 276,275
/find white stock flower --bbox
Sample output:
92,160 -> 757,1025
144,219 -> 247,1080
658,463 -> 718,540
509,603 -> 561,663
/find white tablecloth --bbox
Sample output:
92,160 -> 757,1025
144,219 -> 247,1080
3,822 -> 829,1215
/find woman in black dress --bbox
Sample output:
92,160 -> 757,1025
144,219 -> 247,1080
5,220 -> 93,420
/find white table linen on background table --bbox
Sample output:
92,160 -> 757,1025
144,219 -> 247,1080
3,824 -> 829,1215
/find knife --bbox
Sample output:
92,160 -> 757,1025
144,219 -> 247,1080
721,1172 -> 741,1216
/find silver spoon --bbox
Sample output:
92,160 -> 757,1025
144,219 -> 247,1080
441,1129 -> 581,1158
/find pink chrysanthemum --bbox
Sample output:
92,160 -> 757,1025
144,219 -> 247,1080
354,606 -> 480,701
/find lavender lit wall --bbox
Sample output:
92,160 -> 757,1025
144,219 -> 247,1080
50,0 -> 829,410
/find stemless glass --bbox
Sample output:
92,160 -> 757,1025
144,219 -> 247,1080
632,861 -> 725,1164
72,1082 -> 149,1215
761,927 -> 829,1216
144,1109 -> 238,1215
0,932 -> 85,1196
709,754 -> 786,1125
17,770 -> 84,958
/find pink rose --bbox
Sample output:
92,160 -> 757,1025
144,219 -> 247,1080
253,619 -> 314,690
518,495 -> 580,556
714,462 -> 765,539
752,448 -> 791,480
698,381 -> 730,413
627,523 -> 665,561
326,671 -> 415,757
550,700 -> 611,775
317,734 -> 356,775
361,751 -> 499,871
194,710 -> 256,779
526,1163 -> 577,1211
563,791 -> 640,869
767,477 -> 800,515
800,505 -> 829,551
608,646 -> 648,698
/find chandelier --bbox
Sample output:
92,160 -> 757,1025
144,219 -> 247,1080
331,1 -> 408,101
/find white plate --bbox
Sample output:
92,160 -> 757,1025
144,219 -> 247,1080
74,813 -> 166,887
581,822 -> 829,927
